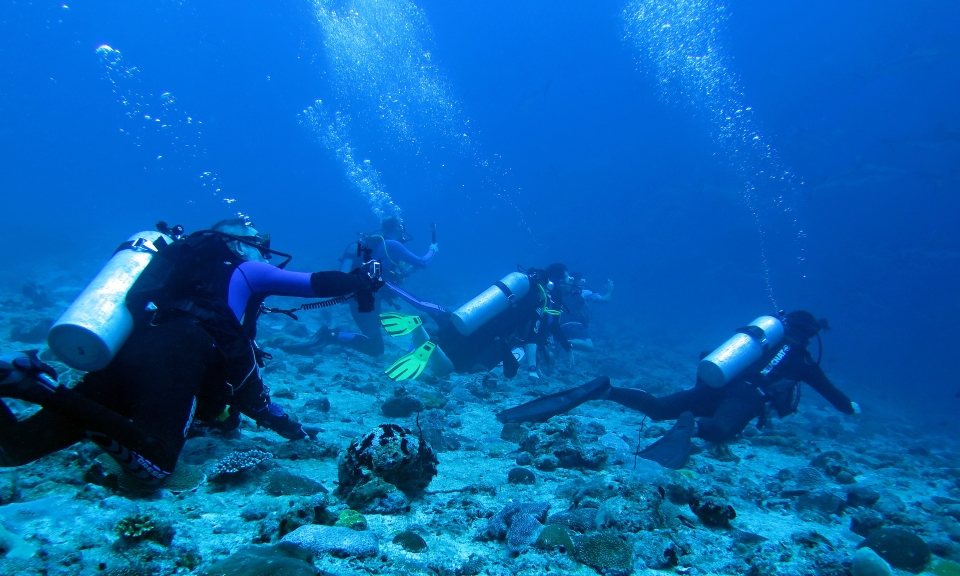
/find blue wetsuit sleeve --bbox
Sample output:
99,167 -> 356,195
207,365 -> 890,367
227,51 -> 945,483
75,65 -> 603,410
228,263 -> 363,320
385,239 -> 434,269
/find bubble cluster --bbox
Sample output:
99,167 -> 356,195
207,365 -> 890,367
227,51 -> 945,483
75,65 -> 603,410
309,0 -> 535,240
300,100 -> 402,222
312,0 -> 469,151
96,45 -> 233,207
622,0 -> 807,303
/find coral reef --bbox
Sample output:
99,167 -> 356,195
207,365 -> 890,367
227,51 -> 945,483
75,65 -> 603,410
281,525 -> 378,558
575,533 -> 633,576
199,542 -> 315,576
114,513 -> 175,546
333,509 -> 367,531
392,530 -> 428,553
336,423 -> 438,514
210,449 -> 272,478
857,528 -> 932,572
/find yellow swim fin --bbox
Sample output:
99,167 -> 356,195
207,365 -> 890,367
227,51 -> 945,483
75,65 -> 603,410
384,341 -> 436,381
379,312 -> 423,337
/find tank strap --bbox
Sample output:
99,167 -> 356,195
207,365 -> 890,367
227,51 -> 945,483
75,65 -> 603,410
494,280 -> 517,306
114,235 -> 168,256
735,324 -> 769,348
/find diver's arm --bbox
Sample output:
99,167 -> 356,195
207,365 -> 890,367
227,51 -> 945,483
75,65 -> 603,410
386,239 -> 435,269
794,354 -> 855,415
228,262 -> 370,317
598,280 -> 614,302
229,375 -> 308,440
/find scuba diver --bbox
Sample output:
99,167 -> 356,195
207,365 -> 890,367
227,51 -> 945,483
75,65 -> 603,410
381,263 -> 576,382
560,273 -> 614,351
497,310 -> 859,470
285,215 -> 441,358
0,218 -> 383,485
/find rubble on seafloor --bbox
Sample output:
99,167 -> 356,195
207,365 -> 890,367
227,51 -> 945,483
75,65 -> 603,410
0,282 -> 958,576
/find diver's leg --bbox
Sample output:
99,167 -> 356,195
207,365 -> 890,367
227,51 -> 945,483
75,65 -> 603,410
345,298 -> 385,357
42,321 -> 212,483
0,401 -> 85,466
410,325 -> 454,376
694,384 -> 765,443
607,384 -> 725,421
383,283 -> 448,320
570,339 -> 595,351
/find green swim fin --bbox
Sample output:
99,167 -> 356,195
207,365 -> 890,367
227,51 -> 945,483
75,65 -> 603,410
379,312 -> 423,337
384,341 -> 436,381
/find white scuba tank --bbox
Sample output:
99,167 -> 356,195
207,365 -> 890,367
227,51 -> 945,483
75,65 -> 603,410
451,272 -> 532,336
697,315 -> 785,388
47,230 -> 172,372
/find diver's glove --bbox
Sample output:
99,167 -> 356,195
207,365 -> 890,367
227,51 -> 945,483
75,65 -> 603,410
850,401 -> 861,415
429,243 -> 440,253
252,402 -> 309,441
0,350 -> 59,404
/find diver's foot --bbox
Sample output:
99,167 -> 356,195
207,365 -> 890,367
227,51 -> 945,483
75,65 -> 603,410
496,376 -> 611,423
526,365 -> 540,382
637,411 -> 695,470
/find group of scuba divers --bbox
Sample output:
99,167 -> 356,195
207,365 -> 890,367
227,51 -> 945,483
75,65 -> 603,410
0,216 -> 858,484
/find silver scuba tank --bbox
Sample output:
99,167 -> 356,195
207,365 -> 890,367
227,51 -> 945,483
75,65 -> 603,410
697,315 -> 785,388
451,272 -> 531,336
47,231 -> 172,372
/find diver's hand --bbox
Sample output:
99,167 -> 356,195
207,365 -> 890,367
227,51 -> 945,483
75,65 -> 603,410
0,351 -> 57,385
605,279 -> 615,292
850,401 -> 861,415
352,261 -> 384,289
302,425 -> 322,440
254,402 -> 308,440
429,243 -> 440,253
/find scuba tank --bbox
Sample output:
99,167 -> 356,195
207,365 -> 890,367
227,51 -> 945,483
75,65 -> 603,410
451,272 -> 532,336
47,230 -> 173,372
697,315 -> 785,388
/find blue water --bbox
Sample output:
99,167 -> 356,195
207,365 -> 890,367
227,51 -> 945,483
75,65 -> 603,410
3,0 -> 959,426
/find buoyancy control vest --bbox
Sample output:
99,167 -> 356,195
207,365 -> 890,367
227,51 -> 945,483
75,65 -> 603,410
126,233 -> 266,393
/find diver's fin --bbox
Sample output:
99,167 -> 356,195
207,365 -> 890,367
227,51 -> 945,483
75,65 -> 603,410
379,313 -> 423,337
384,341 -> 436,381
496,376 -> 610,423
637,411 -> 695,470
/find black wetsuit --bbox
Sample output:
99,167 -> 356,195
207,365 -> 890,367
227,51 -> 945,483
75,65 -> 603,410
608,337 -> 854,443
436,284 -> 571,375
0,234 -> 369,484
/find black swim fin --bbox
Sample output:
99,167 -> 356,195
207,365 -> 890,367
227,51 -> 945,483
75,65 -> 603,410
637,411 -> 695,470
496,376 -> 610,423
